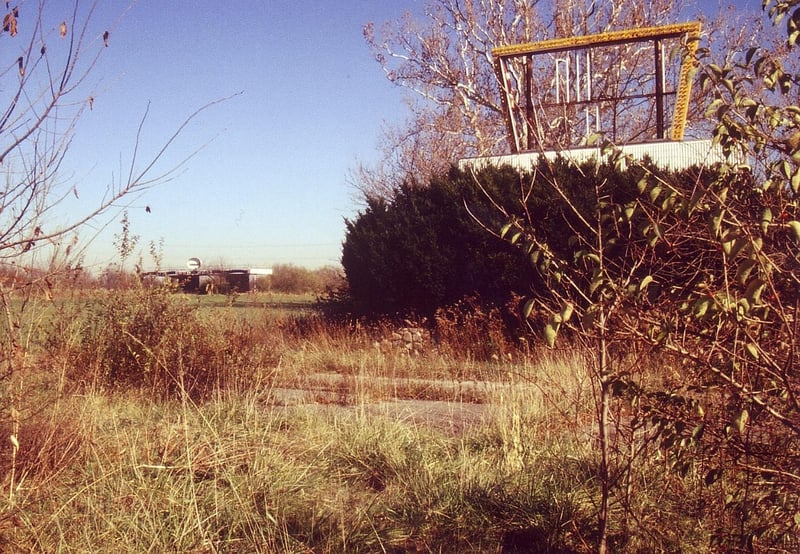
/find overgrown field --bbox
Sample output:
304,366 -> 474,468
0,288 -> 755,552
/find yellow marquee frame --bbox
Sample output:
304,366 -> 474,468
493,22 -> 702,152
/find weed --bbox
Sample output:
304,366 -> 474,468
434,296 -> 513,361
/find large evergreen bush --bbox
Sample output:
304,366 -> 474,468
338,160 -> 693,324
340,166 -> 537,320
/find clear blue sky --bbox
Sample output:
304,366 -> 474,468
59,0 -> 759,273
64,0 -> 423,272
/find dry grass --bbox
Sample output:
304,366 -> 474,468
0,385 -> 591,552
0,290 -> 724,552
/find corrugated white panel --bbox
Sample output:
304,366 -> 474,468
459,139 -> 733,172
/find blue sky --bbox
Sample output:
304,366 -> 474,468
56,0 -> 760,272
61,0 -> 423,272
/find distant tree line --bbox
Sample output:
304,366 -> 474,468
257,264 -> 344,295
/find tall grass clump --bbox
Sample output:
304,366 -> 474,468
58,286 -> 279,400
434,296 -> 516,362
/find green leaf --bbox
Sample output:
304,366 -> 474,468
790,9 -> 800,46
779,73 -> 792,95
745,47 -> 758,65
734,409 -> 749,434
729,237 -> 749,259
693,297 -> 711,318
660,193 -> 677,212
687,187 -> 705,215
737,297 -> 751,315
788,220 -> 800,243
722,78 -> 736,96
582,252 -> 601,265
781,160 -> 792,179
647,223 -> 664,247
560,302 -> 574,322
710,208 -> 724,238
761,207 -> 773,234
792,168 -> 800,194
745,342 -> 759,360
743,278 -> 766,305
638,275 -> 654,293
544,321 -> 558,348
522,299 -> 535,320
736,259 -> 757,286
589,272 -> 604,295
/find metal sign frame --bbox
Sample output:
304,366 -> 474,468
493,22 -> 702,153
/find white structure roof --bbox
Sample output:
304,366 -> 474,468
459,139 -> 730,173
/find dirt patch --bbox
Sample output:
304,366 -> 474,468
271,372 -> 512,403
262,372 -> 514,435
364,399 -> 487,435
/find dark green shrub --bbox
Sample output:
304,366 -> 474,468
339,159 -> 729,328
340,165 -> 537,321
